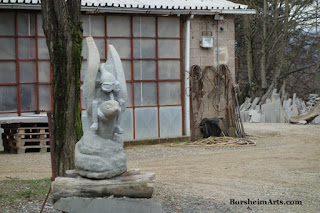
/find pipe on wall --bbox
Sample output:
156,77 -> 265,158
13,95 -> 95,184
184,16 -> 192,137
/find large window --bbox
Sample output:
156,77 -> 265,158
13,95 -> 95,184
81,15 -> 183,140
0,12 -> 51,115
0,12 -> 183,140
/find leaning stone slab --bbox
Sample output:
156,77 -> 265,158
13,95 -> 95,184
290,103 -> 320,124
51,170 -> 155,200
249,97 -> 260,110
54,197 -> 162,213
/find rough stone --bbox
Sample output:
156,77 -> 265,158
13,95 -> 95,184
240,97 -> 251,111
290,103 -> 299,117
54,197 -> 162,213
290,103 -> 320,124
249,110 -> 261,123
249,97 -> 260,110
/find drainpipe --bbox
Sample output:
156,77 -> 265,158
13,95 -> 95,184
184,15 -> 193,137
217,17 -> 221,113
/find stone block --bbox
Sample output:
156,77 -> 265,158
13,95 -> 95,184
240,97 -> 251,111
249,97 -> 260,110
313,115 -> 320,124
249,110 -> 261,123
290,103 -> 299,117
54,197 -> 162,213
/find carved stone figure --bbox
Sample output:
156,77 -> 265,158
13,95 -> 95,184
74,37 -> 128,179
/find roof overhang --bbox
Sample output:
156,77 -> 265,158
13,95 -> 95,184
0,3 -> 256,15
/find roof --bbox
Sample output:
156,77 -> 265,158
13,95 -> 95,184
0,0 -> 255,15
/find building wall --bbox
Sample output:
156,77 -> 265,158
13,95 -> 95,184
188,15 -> 236,138
190,15 -> 235,80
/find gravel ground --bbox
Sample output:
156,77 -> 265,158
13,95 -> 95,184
0,123 -> 319,212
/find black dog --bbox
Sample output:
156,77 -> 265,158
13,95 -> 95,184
200,117 -> 221,138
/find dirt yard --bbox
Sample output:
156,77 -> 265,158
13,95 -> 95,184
0,123 -> 319,212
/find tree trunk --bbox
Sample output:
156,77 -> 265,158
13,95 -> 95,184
315,0 -> 320,94
261,0 -> 289,104
244,15 -> 254,94
272,0 -> 289,88
41,0 -> 83,176
260,0 -> 267,90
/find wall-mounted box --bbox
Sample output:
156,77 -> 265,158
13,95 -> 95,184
200,36 -> 214,48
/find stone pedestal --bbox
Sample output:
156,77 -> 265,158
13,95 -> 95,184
54,197 -> 162,213
51,169 -> 155,200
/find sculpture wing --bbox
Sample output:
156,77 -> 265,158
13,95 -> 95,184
82,37 -> 100,110
105,45 -> 128,109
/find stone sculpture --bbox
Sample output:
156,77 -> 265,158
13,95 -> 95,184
75,37 -> 128,179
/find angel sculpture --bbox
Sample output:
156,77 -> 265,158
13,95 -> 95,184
75,37 -> 127,179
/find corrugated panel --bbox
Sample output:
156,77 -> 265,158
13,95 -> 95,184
0,0 -> 248,10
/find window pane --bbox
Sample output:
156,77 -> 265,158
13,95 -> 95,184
159,82 -> 181,105
18,13 -> 36,36
39,61 -> 50,82
120,108 -> 133,141
94,38 -> 105,59
0,86 -> 17,112
134,82 -> 156,106
122,60 -> 131,80
133,60 -> 156,80
91,15 -> 105,36
135,107 -> 158,140
20,84 -> 37,111
18,38 -> 36,59
133,16 -> 155,37
39,85 -> 51,111
160,106 -> 182,137
37,14 -> 44,36
20,62 -> 36,83
158,39 -> 180,58
80,61 -> 87,81
108,39 -> 131,59
107,16 -> 130,37
82,39 -> 88,59
158,17 -> 180,38
82,38 -> 105,59
38,38 -> 49,59
126,82 -> 132,107
133,39 -> 155,58
159,60 -> 181,79
0,61 -> 16,83
0,38 -> 15,59
81,15 -> 90,36
0,12 -> 15,36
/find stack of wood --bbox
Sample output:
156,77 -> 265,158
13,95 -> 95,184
1,123 -> 50,154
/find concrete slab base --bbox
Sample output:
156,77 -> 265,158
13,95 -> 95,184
54,197 -> 162,213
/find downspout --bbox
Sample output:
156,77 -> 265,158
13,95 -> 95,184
217,19 -> 221,113
184,15 -> 193,137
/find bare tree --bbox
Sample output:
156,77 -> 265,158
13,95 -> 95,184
234,0 -> 317,101
41,0 -> 83,176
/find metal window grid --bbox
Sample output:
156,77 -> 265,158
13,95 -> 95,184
0,11 -> 53,115
0,12 -> 184,139
81,14 -> 184,139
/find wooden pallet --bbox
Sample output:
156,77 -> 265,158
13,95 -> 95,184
1,123 -> 50,154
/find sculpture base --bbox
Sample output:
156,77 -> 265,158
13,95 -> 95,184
53,197 -> 162,213
51,169 -> 155,201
